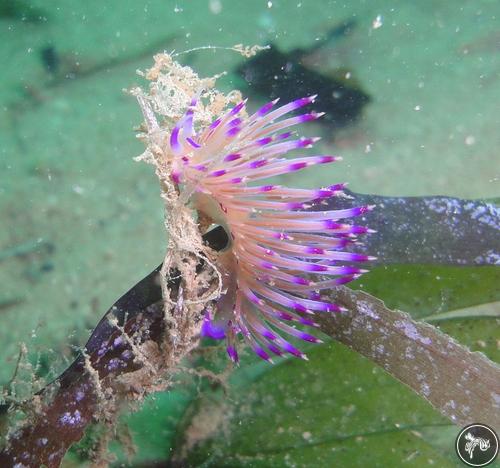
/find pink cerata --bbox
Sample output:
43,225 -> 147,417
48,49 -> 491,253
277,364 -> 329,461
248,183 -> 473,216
167,94 -> 374,362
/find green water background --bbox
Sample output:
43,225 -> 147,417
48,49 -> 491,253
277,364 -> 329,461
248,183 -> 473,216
0,1 -> 498,464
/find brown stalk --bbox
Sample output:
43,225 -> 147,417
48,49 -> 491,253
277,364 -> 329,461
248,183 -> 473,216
318,287 -> 500,428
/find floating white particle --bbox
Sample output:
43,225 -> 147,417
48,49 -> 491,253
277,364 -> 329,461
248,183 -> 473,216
268,1 -> 273,8
414,105 -> 421,111
372,15 -> 383,29
465,135 -> 475,145
209,0 -> 222,14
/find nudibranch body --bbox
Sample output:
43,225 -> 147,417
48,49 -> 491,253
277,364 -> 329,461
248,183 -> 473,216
167,95 -> 373,362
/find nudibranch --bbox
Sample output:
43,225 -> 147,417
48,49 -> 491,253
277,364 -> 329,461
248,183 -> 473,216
167,95 -> 374,362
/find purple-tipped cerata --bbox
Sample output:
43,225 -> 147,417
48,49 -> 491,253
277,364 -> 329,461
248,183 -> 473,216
165,94 -> 374,362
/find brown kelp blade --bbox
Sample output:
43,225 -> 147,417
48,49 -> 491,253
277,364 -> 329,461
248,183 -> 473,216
1,192 -> 497,466
328,190 -> 499,266
55,225 -> 229,391
0,226 -> 228,468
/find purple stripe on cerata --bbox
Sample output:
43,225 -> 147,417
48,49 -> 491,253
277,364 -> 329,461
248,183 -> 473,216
230,101 -> 246,115
254,346 -> 271,361
186,137 -> 201,148
282,342 -> 303,357
171,171 -> 180,184
268,344 -> 283,356
257,99 -> 278,116
249,159 -> 267,169
276,131 -> 292,140
226,346 -> 239,362
209,118 -> 221,129
210,169 -> 227,177
170,126 -> 181,151
226,127 -> 241,137
289,162 -> 308,171
256,136 -> 273,146
224,153 -> 241,162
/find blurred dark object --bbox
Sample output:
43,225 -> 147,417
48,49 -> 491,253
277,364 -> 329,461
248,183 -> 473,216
0,0 -> 47,23
237,21 -> 370,130
40,46 -> 60,75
